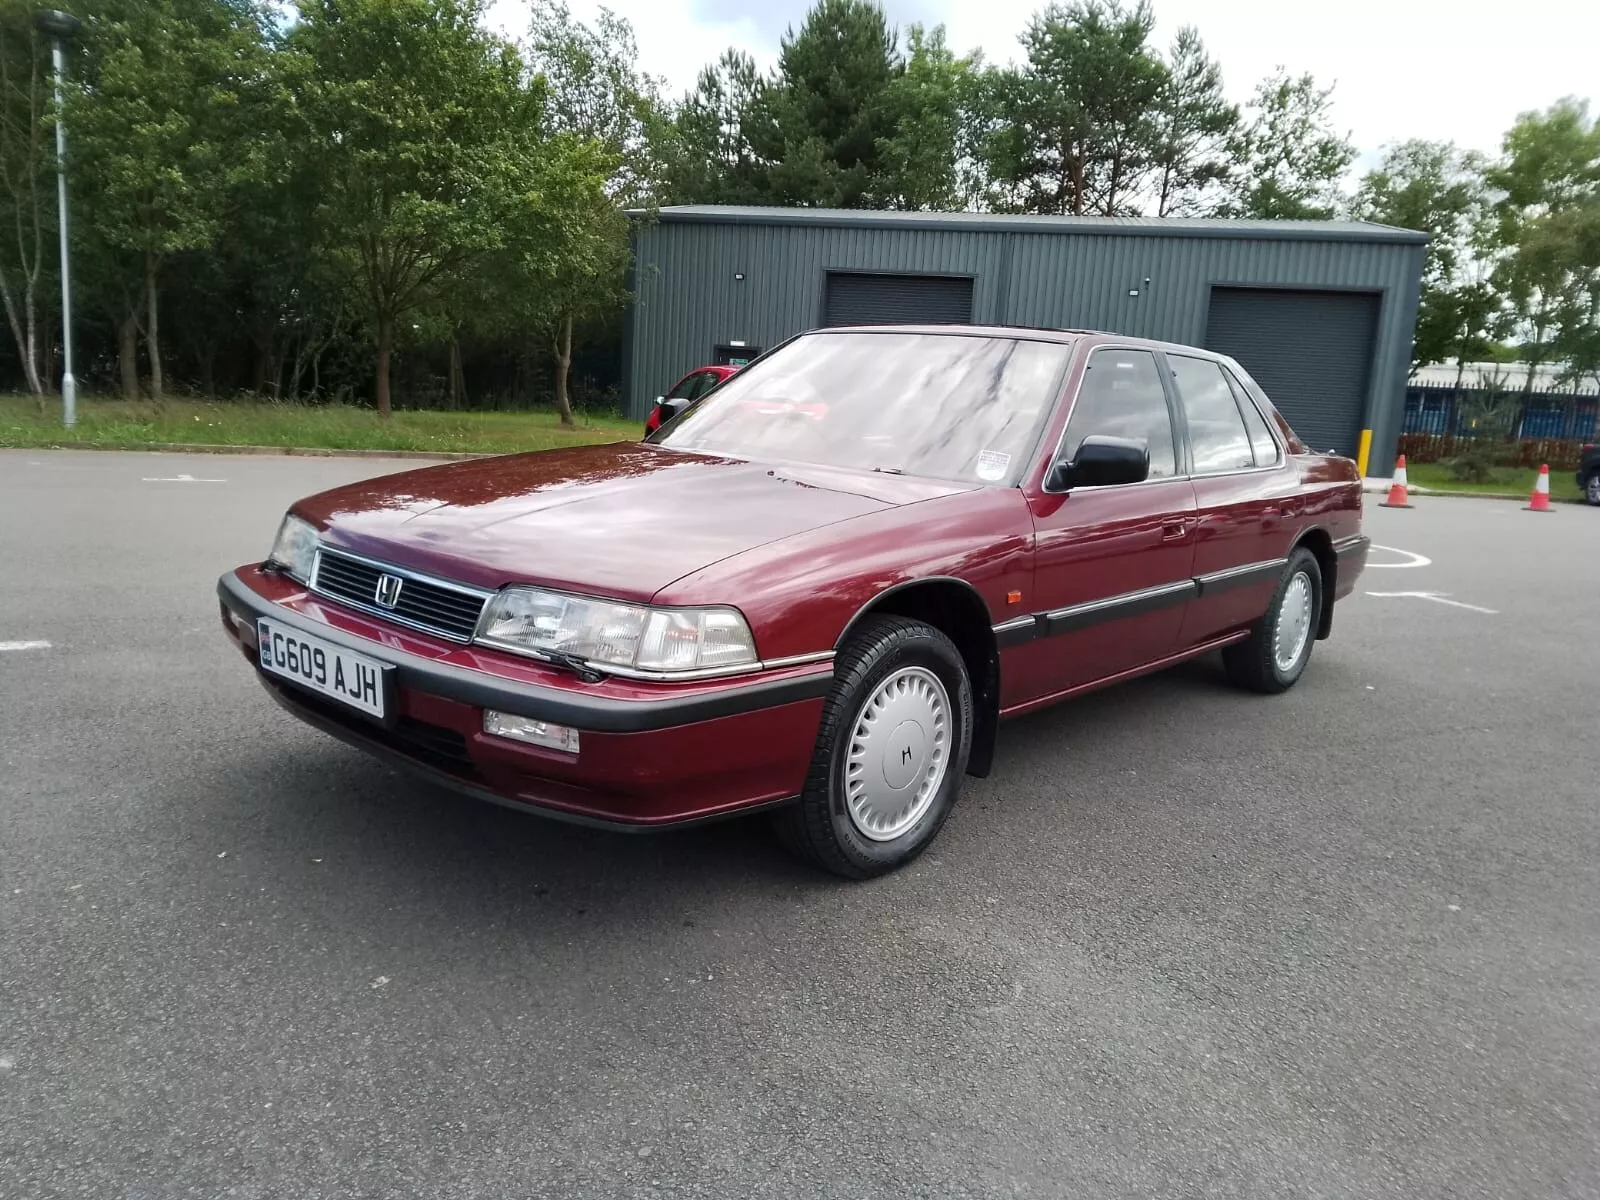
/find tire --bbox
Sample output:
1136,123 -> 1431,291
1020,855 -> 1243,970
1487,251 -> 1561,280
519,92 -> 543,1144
1585,471 -> 1600,506
772,615 -> 973,880
1223,548 -> 1323,695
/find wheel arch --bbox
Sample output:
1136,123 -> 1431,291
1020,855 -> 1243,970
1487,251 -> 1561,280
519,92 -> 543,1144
1291,526 -> 1337,639
835,577 -> 1001,778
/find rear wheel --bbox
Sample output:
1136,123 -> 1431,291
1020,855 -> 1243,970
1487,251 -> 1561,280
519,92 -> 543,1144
1585,471 -> 1600,506
1223,548 -> 1323,694
773,615 -> 972,879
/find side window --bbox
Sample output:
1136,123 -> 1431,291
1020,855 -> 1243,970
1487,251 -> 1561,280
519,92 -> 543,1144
664,373 -> 700,401
1224,369 -> 1280,465
1169,355 -> 1253,474
1060,349 -> 1177,479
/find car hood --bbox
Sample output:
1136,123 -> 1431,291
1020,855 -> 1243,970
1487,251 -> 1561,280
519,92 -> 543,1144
297,442 -> 974,601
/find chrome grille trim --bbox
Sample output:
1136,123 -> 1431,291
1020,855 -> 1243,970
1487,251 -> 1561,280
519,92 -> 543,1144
309,547 -> 494,644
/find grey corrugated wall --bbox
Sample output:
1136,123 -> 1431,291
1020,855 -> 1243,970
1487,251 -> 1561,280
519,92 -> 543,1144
626,216 -> 1425,472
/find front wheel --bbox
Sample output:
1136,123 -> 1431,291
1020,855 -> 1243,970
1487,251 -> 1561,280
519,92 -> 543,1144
1585,471 -> 1600,506
773,616 -> 972,879
1223,548 -> 1323,694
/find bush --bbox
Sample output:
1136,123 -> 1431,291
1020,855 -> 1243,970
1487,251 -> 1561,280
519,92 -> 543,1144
1444,441 -> 1505,482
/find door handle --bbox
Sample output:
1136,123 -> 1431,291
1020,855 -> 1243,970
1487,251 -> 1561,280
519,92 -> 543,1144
1162,520 -> 1189,542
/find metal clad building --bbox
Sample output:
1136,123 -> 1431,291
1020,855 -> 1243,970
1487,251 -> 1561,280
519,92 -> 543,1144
625,206 -> 1428,474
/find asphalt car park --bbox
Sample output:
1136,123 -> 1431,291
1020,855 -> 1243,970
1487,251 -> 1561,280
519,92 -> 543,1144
3,450 -> 1597,1198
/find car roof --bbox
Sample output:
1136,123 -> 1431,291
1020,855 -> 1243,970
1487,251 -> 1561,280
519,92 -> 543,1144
804,324 -> 1224,359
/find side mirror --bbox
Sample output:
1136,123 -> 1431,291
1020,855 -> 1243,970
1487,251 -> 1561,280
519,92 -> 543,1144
1048,434 -> 1149,491
654,396 -> 693,426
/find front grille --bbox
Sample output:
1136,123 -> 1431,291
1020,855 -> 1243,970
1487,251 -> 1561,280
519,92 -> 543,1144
311,548 -> 490,643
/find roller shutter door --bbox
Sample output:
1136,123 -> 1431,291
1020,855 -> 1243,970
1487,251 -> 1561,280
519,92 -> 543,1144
1203,287 -> 1379,457
822,272 -> 974,327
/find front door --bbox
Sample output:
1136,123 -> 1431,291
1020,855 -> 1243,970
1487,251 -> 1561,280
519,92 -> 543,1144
1017,347 -> 1198,703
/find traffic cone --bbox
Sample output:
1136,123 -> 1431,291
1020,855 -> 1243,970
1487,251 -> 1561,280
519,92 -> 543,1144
1379,454 -> 1414,509
1524,463 -> 1553,512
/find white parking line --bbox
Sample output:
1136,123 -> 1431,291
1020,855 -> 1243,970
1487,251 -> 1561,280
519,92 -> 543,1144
1365,591 -> 1498,615
141,473 -> 226,483
0,640 -> 52,651
1367,545 -> 1432,569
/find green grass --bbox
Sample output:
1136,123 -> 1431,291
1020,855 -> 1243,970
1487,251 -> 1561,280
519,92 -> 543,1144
0,394 -> 638,456
1406,461 -> 1584,502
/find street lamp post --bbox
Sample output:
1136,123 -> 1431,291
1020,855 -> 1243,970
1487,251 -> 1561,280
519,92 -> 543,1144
35,9 -> 80,429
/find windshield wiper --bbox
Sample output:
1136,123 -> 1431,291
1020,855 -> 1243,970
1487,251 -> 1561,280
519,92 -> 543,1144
870,466 -> 905,475
541,651 -> 605,684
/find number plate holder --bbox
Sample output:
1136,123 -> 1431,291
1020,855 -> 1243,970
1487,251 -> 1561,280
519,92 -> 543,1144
256,617 -> 397,726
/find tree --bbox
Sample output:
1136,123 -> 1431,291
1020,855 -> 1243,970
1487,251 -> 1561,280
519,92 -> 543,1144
69,0 -> 271,400
874,25 -> 973,211
1146,26 -> 1236,216
1223,69 -> 1355,219
523,3 -> 652,421
526,1 -> 668,207
659,3 -> 969,213
292,0 -> 537,416
757,0 -> 903,208
973,0 -> 1169,216
660,49 -> 769,205
1487,99 -> 1600,387
0,9 -> 53,399
1355,140 -> 1497,369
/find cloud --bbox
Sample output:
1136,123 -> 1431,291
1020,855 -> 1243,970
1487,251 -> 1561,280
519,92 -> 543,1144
492,0 -> 1598,157
685,0 -> 949,44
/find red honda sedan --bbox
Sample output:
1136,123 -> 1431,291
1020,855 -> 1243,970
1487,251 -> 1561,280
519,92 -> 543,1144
219,326 -> 1369,878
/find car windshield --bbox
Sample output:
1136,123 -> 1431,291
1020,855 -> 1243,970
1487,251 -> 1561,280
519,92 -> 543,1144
649,331 -> 1072,485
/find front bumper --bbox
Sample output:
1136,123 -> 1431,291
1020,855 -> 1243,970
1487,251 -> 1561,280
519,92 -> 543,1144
218,567 -> 830,829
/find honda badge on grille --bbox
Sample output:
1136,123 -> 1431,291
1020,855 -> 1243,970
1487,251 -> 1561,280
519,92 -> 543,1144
374,573 -> 404,609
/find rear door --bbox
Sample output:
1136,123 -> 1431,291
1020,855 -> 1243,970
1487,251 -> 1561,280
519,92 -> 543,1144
1167,353 -> 1299,646
1018,346 -> 1198,702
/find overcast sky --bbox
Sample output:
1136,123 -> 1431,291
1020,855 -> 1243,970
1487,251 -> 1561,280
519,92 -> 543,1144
487,0 -> 1599,165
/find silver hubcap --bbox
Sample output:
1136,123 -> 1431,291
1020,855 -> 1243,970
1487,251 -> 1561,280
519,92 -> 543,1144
1588,474 -> 1600,504
1273,571 -> 1314,674
844,666 -> 952,842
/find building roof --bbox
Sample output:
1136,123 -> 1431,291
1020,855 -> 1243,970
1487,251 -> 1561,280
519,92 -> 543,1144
1410,361 -> 1600,397
635,204 -> 1429,245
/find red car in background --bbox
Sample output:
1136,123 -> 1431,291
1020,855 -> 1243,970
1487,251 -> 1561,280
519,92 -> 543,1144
220,326 -> 1369,879
643,364 -> 740,434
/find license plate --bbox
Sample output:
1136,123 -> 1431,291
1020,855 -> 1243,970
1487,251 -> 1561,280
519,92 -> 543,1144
257,617 -> 389,720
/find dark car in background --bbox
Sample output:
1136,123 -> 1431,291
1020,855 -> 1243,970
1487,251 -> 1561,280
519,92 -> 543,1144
643,364 -> 741,434
1578,444 -> 1600,505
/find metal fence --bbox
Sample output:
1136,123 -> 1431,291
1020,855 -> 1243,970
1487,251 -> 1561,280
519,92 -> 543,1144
1401,386 -> 1598,469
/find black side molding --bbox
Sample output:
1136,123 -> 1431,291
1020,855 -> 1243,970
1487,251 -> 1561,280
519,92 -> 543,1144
1334,535 -> 1371,558
1042,580 -> 1197,637
991,615 -> 1040,649
1194,558 -> 1287,597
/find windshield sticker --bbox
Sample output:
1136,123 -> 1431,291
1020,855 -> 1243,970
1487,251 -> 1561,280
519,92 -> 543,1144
976,450 -> 1011,482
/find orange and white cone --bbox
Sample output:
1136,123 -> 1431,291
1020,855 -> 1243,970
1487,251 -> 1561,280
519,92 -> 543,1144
1379,454 -> 1414,509
1525,463 -> 1553,512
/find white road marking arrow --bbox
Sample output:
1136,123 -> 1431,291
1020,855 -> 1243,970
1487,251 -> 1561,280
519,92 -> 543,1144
141,473 -> 226,483
1365,591 -> 1497,614
1366,545 -> 1432,569
0,640 -> 52,651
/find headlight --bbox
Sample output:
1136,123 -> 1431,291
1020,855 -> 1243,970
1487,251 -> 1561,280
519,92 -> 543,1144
476,587 -> 758,675
265,513 -> 318,583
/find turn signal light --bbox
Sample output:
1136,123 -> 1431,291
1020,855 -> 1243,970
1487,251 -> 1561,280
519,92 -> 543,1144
483,710 -> 580,754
